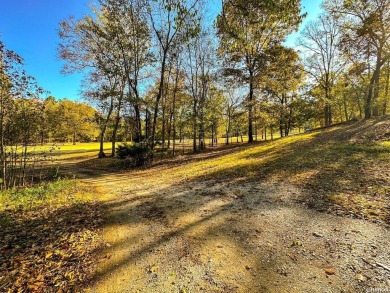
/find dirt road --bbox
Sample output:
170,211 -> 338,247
65,167 -> 388,291
59,120 -> 390,292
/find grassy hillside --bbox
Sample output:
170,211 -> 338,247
122,117 -> 389,225
86,117 -> 390,293
1,117 -> 389,292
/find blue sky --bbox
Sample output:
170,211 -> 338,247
0,0 -> 322,101
286,0 -> 323,47
0,0 -> 90,100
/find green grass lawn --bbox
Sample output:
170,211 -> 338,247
11,132 -> 291,158
6,142 -> 114,155
33,142 -> 115,154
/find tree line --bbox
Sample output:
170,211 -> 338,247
0,42 -> 99,188
57,0 -> 389,156
1,0 -> 389,188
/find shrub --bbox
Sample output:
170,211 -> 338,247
116,143 -> 152,166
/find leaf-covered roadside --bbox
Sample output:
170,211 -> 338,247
0,180 -> 103,292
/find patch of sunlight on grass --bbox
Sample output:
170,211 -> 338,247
330,141 -> 390,161
381,141 -> 390,147
289,169 -> 320,185
0,179 -> 103,212
8,142 -> 133,155
36,142 -> 122,153
326,161 -> 343,169
378,141 -> 390,161
169,132 -> 318,181
329,193 -> 387,220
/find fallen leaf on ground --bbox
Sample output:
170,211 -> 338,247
325,269 -> 336,275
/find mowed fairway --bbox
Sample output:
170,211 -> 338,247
31,142 -> 112,158
45,138 -> 273,163
57,118 -> 390,292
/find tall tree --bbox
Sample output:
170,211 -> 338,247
324,0 -> 390,118
216,0 -> 304,142
261,45 -> 304,136
82,70 -> 118,157
147,0 -> 200,149
99,0 -> 151,142
0,40 -> 45,189
298,13 -> 343,126
185,31 -> 215,152
59,0 -> 151,154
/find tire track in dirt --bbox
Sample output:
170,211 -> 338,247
59,160 -> 390,293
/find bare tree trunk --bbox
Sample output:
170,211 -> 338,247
366,73 -> 376,119
357,94 -> 363,119
343,93 -> 349,122
193,101 -> 197,153
151,49 -> 168,149
162,64 -> 172,151
366,53 -> 384,119
161,100 -> 166,150
172,111 -> 176,156
167,110 -> 173,149
279,123 -> 283,138
325,102 -> 332,126
384,60 -> 390,115
172,59 -> 180,157
226,114 -> 230,145
279,95 -> 284,137
99,97 -> 114,158
373,61 -> 381,117
248,71 -> 254,143
145,108 -> 150,142
111,113 -> 121,157
134,104 -> 142,142
0,92 -> 6,189
179,125 -> 182,143
254,105 -> 257,141
211,123 -> 214,147
215,123 -> 218,145
285,97 -> 290,136
112,84 -> 125,157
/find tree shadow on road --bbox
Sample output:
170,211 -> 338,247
55,118 -> 390,292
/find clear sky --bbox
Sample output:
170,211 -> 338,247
285,0 -> 324,48
0,0 -> 91,100
0,0 -> 322,101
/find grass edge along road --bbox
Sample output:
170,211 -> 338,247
0,117 -> 389,292
88,118 -> 390,292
